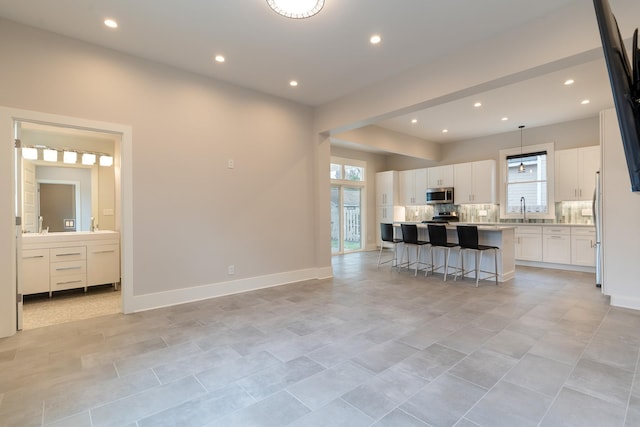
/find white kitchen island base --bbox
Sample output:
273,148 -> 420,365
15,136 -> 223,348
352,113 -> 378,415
392,224 -> 515,283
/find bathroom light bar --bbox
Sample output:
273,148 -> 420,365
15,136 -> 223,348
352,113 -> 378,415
22,147 -> 38,160
21,146 -> 113,167
43,148 -> 58,162
63,151 -> 77,164
99,155 -> 113,167
82,153 -> 96,165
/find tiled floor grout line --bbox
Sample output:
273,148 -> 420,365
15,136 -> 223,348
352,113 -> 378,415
3,254 -> 628,427
622,332 -> 640,426
536,304 -> 612,426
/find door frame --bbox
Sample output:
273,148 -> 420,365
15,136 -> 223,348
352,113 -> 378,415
331,184 -> 365,254
0,106 -> 133,338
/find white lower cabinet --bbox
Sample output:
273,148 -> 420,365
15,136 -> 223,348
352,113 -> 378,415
515,226 -> 542,262
22,232 -> 120,296
514,225 -> 595,268
571,227 -> 596,266
22,249 -> 50,294
87,243 -> 121,287
542,227 -> 571,264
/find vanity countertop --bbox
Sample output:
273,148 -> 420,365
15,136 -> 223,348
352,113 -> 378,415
22,230 -> 120,245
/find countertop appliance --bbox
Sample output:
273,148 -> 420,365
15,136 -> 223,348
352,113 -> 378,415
593,171 -> 603,289
426,187 -> 454,204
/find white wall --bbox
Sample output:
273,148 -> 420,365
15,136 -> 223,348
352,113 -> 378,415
0,19 -> 328,336
385,116 -> 600,171
600,108 -> 640,309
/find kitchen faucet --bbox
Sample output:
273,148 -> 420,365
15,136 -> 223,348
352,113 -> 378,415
520,197 -> 527,222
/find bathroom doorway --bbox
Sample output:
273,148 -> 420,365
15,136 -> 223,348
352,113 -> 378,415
2,106 -> 133,334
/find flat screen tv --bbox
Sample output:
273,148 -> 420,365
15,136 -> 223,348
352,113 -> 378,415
593,0 -> 640,191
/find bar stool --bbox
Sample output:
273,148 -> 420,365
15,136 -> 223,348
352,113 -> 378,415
455,225 -> 499,286
426,224 -> 459,280
377,223 -> 403,270
400,223 -> 430,276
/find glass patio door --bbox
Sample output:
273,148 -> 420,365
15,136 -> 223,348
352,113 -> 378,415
331,185 -> 362,254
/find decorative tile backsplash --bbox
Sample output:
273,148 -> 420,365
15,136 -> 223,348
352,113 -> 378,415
555,201 -> 594,224
402,201 -> 593,224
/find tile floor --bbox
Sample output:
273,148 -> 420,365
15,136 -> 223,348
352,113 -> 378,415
1,251 -> 640,426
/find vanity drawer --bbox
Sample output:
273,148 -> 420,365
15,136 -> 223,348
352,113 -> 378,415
50,246 -> 86,262
50,260 -> 86,277
51,274 -> 86,291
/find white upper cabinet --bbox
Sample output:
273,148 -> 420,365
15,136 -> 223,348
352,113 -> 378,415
453,160 -> 496,204
400,168 -> 427,205
555,146 -> 600,201
375,170 -> 399,206
427,165 -> 454,188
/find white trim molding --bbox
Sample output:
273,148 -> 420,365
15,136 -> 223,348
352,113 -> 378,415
128,267 -> 334,313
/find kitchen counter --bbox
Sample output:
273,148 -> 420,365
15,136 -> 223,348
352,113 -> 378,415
393,223 -> 515,282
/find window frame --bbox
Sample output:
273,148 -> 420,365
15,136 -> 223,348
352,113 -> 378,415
499,142 -> 556,220
330,156 -> 367,254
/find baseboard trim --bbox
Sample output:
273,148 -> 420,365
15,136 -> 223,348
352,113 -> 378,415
516,260 -> 596,273
610,295 -> 640,311
129,267 -> 333,313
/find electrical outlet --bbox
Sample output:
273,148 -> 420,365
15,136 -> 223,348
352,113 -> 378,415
478,210 -> 488,217
227,159 -> 234,169
227,265 -> 235,275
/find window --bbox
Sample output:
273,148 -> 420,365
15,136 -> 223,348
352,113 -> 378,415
330,157 -> 366,254
506,151 -> 548,214
330,162 -> 364,181
499,142 -> 555,220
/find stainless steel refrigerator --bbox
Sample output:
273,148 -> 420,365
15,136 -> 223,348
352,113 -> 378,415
592,171 -> 603,289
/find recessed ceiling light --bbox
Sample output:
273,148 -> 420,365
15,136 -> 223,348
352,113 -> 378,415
370,35 -> 382,44
411,118 -> 418,124
289,80 -> 298,87
474,102 -> 482,108
501,117 -> 509,121
104,19 -> 118,29
581,99 -> 590,105
564,79 -> 575,85
214,55 -> 225,63
442,129 -> 449,133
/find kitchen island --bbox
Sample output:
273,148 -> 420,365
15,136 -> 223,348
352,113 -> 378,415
393,223 -> 515,283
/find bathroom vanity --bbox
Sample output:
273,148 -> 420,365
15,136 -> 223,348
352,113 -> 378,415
21,231 -> 120,296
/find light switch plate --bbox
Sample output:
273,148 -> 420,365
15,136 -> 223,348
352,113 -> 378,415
478,210 -> 488,217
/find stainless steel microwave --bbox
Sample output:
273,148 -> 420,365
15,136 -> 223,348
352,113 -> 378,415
426,187 -> 454,204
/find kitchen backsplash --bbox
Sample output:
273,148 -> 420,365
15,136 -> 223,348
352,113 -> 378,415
555,201 -> 594,224
402,201 -> 593,224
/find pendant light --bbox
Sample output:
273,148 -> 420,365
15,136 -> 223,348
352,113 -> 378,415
518,125 -> 526,173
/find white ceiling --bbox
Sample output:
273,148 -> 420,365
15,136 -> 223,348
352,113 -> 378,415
0,0 -> 637,146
